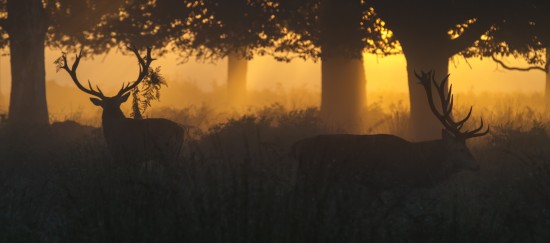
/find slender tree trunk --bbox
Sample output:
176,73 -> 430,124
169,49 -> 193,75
545,49 -> 550,109
0,53 -> 3,113
403,49 -> 450,141
227,52 -> 248,106
6,0 -> 49,129
319,0 -> 366,133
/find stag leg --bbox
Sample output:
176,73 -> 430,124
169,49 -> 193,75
290,156 -> 322,241
291,156 -> 339,241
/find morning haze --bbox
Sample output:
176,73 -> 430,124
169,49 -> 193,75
2,1 -> 550,242
0,48 -> 544,119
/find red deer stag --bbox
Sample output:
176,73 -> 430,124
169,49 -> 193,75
59,47 -> 184,166
292,71 -> 489,191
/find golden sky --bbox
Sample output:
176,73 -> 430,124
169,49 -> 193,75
0,47 -> 545,99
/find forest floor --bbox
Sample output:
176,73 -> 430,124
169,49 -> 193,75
1,101 -> 550,242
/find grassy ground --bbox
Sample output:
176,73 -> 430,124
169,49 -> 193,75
1,99 -> 550,242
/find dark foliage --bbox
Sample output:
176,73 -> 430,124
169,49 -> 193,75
274,0 -> 398,62
1,109 -> 550,242
463,1 -> 549,70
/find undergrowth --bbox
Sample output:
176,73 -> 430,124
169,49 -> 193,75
1,103 -> 550,242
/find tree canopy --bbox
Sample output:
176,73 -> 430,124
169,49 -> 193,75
274,0 -> 397,62
0,0 -> 121,129
370,0 -> 512,140
463,1 -> 548,70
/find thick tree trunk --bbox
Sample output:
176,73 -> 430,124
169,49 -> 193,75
404,51 -> 450,141
227,52 -> 248,106
372,1 -> 493,141
7,0 -> 49,128
319,0 -> 366,133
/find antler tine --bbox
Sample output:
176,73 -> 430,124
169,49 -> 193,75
446,84 -> 453,108
463,118 -> 484,135
117,46 -> 154,96
414,71 -> 430,87
435,73 -> 449,94
444,94 -> 454,117
453,106 -> 473,128
87,81 -> 93,92
416,70 -> 490,140
96,85 -> 104,96
461,118 -> 490,139
434,74 -> 453,118
71,50 -> 82,72
428,72 -> 454,124
61,50 -> 105,99
453,110 -> 490,140
128,45 -> 146,68
416,70 -> 460,134
466,125 -> 491,138
437,76 -> 486,139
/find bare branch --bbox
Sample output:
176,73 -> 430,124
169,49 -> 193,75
448,18 -> 495,56
491,54 -> 547,72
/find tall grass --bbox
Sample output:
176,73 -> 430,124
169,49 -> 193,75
1,94 -> 550,242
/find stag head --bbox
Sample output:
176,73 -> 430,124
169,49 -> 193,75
58,46 -> 155,118
415,71 -> 490,171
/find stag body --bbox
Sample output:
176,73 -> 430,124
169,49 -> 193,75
61,47 -> 184,166
292,71 -> 489,190
291,71 -> 488,241
293,132 -> 477,189
94,95 -> 183,165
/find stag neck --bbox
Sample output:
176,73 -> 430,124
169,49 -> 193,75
101,107 -> 126,125
411,139 -> 457,186
413,139 -> 446,162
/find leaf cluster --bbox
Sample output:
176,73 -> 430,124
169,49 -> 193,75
0,0 -> 122,54
274,0 -> 398,62
462,1 -> 549,67
130,66 -> 167,119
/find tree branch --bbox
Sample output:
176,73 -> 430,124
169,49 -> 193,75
491,54 -> 547,72
0,19 -> 9,32
448,18 -> 495,56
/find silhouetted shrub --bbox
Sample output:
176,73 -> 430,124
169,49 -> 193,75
1,103 -> 550,242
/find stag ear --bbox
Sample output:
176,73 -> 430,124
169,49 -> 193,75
120,92 -> 131,103
90,98 -> 102,106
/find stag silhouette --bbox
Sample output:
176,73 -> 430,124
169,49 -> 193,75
290,71 -> 489,241
292,71 -> 489,190
60,47 -> 184,167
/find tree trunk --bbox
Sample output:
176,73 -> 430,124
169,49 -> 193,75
0,53 -> 3,113
7,0 -> 49,129
227,52 -> 248,106
404,50 -> 450,141
319,0 -> 366,133
545,49 -> 550,109
320,54 -> 366,132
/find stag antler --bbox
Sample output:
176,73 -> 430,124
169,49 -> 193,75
415,71 -> 490,139
60,46 -> 155,99
116,46 -> 155,97
60,50 -> 105,98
